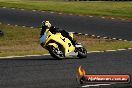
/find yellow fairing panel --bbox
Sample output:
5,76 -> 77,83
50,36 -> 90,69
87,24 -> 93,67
45,32 -> 75,55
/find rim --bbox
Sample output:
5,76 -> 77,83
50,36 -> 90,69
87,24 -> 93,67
79,47 -> 87,55
52,47 -> 64,58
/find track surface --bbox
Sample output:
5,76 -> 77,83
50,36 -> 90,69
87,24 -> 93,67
0,8 -> 132,40
0,50 -> 132,88
0,7 -> 132,88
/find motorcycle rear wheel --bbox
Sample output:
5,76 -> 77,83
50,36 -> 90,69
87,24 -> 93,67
77,47 -> 87,58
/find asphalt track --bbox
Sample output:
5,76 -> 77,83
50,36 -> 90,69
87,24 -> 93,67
0,50 -> 132,88
0,8 -> 132,40
0,7 -> 132,88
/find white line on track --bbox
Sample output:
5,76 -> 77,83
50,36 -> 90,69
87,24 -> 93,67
0,54 -> 50,59
0,56 -> 26,59
50,12 -> 54,14
32,10 -> 36,12
25,55 -> 43,57
97,36 -> 100,38
22,26 -> 26,27
101,17 -> 105,19
7,24 -> 10,25
128,48 -> 132,50
119,39 -> 123,41
2,7 -> 6,8
124,40 -> 128,42
81,83 -> 112,87
11,8 -> 15,10
103,37 -> 108,39
112,38 -> 117,40
15,24 -> 18,27
58,13 -> 62,14
111,18 -> 115,20
89,51 -> 104,53
41,11 -> 45,12
20,9 -> 24,11
30,26 -> 34,28
89,16 -> 93,18
117,49 -> 127,51
84,34 -> 88,35
105,50 -> 117,52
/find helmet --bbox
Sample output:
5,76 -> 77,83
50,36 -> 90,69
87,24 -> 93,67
42,20 -> 51,28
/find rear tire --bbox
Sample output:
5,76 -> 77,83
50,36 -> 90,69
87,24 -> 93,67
77,47 -> 87,58
48,45 -> 64,60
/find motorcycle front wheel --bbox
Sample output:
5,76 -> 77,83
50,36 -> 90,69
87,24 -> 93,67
48,45 -> 64,60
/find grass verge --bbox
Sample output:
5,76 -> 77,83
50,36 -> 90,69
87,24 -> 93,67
0,0 -> 132,18
0,24 -> 132,57
75,35 -> 132,51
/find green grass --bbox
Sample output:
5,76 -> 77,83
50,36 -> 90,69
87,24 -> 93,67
0,24 -> 132,57
0,0 -> 132,18
0,24 -> 48,57
75,35 -> 132,51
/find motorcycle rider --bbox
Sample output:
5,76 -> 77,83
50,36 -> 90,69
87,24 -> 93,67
40,20 -> 77,47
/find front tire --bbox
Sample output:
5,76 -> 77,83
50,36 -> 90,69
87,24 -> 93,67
77,47 -> 87,58
48,45 -> 64,60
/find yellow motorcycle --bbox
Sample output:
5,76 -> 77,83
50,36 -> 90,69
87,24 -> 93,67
40,29 -> 87,59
